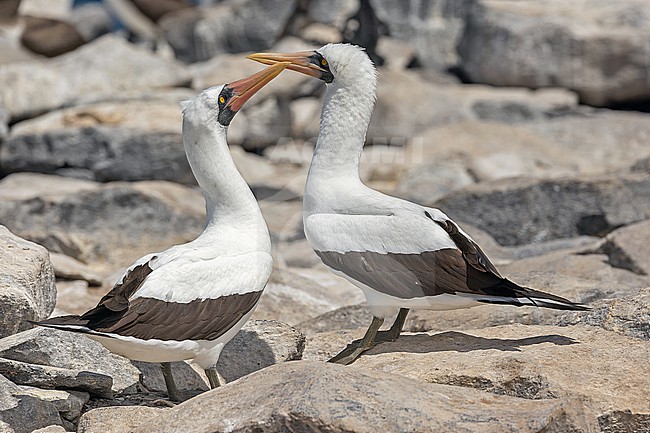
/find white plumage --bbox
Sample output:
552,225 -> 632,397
38,64 -> 288,398
249,44 -> 586,364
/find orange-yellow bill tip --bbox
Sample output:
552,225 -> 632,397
247,51 -> 324,79
226,62 -> 290,112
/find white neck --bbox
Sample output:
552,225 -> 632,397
309,80 -> 376,181
182,115 -> 267,237
304,73 -> 377,217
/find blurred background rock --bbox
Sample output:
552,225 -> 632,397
0,1 -> 649,431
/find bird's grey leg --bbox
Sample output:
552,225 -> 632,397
160,362 -> 181,402
376,308 -> 410,342
328,316 -> 384,365
205,367 -> 221,389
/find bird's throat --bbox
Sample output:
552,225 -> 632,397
309,83 -> 376,181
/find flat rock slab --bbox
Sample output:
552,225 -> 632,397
0,226 -> 56,338
77,406 -> 165,433
348,324 -> 650,417
0,357 -> 113,399
0,328 -> 140,394
131,361 -> 596,432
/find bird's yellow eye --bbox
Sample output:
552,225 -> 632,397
321,58 -> 328,67
219,96 -> 225,104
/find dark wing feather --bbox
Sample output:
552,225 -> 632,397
316,212 -> 586,310
429,216 -> 503,278
39,253 -> 265,341
88,291 -> 263,341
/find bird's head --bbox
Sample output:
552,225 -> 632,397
181,62 -> 289,126
248,43 -> 376,88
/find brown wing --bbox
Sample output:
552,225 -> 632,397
316,248 -> 505,299
316,212 -> 585,310
89,290 -> 263,341
89,259 -> 156,314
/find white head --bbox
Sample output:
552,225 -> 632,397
247,43 -> 377,93
181,62 -> 290,129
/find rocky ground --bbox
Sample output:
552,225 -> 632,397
0,0 -> 649,432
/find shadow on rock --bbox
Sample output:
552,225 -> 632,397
367,331 -> 578,356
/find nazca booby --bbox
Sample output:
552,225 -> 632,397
249,45 -> 587,365
37,63 -> 289,399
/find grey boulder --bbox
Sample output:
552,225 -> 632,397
0,327 -> 141,394
131,361 -> 595,432
0,226 -> 55,338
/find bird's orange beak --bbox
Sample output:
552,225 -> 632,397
225,62 -> 290,112
247,51 -> 326,79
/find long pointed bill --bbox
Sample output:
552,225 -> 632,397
247,51 -> 325,79
226,62 -> 290,112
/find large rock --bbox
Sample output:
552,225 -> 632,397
0,226 -> 55,338
0,374 -> 62,433
458,0 -> 650,106
374,111 -> 650,203
592,218 -> 650,276
435,174 -> 650,246
371,0 -> 473,70
253,267 -> 364,325
350,325 -> 650,425
161,0 -> 298,63
366,69 -> 578,142
1,88 -> 194,183
527,112 -> 650,176
0,357 -> 113,399
0,327 -> 141,394
553,288 -> 650,341
0,35 -> 190,121
2,126 -> 191,183
0,173 -> 204,269
131,361 -> 595,432
16,387 -> 88,430
217,320 -> 304,383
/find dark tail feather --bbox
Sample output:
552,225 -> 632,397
477,279 -> 590,311
33,315 -> 94,333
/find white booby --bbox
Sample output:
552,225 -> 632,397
37,63 -> 289,399
249,45 -> 587,364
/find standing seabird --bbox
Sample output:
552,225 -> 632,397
37,63 -> 289,400
249,45 -> 587,365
